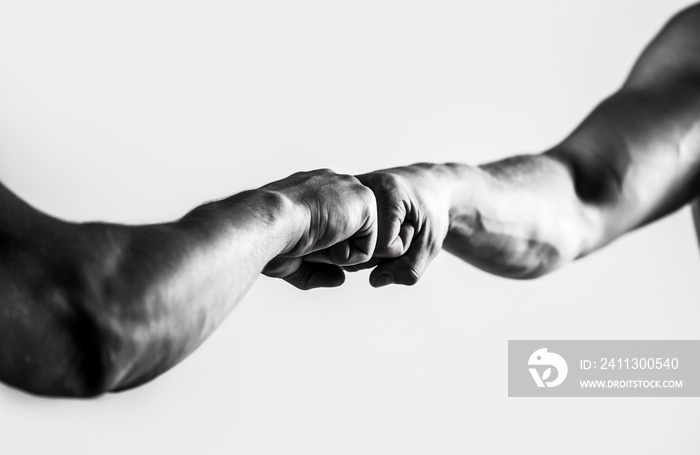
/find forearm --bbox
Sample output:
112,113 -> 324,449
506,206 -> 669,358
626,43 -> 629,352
353,5 -> 700,286
442,157 -> 598,278
83,189 -> 300,392
1,169 -> 374,396
443,81 -> 700,278
444,6 -> 700,278
0,188 -> 300,396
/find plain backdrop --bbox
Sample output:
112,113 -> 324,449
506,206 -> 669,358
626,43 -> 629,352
1,1 -> 699,453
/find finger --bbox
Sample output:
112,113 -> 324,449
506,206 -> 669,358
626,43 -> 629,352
346,202 -> 378,264
284,261 -> 346,290
263,256 -> 303,278
263,257 -> 345,290
356,173 -> 408,259
303,234 -> 373,266
368,229 -> 442,287
303,196 -> 378,266
342,257 -> 385,272
389,220 -> 415,258
330,213 -> 377,265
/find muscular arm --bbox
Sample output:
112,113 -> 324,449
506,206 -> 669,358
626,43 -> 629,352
359,4 -> 700,284
0,170 -> 376,397
446,4 -> 700,277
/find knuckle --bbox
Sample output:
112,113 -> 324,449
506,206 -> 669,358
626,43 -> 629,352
362,171 -> 395,188
341,172 -> 362,184
375,171 -> 400,188
310,169 -> 335,182
361,172 -> 405,204
359,183 -> 377,202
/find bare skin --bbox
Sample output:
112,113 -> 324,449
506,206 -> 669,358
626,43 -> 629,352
3,3 -> 700,399
358,3 -> 700,285
0,170 -> 376,397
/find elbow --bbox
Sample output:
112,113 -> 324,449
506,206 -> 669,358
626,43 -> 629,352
4,273 -> 140,398
28,303 -> 150,398
49,283 -> 136,398
546,144 -> 625,209
1,299 -> 116,399
55,314 -> 114,399
543,148 -> 617,252
1,223 -> 174,398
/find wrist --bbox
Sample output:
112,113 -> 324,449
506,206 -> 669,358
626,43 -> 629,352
400,162 -> 471,211
180,188 -> 307,260
248,188 -> 309,257
447,154 -> 597,275
441,162 -> 484,224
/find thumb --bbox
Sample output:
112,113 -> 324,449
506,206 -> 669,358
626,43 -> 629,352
264,257 -> 346,290
368,228 -> 442,287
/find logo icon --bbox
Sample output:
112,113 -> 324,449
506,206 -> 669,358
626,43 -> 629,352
528,348 -> 568,388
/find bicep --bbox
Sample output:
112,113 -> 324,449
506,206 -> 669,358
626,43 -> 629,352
546,6 -> 700,246
626,3 -> 700,89
549,89 -> 700,250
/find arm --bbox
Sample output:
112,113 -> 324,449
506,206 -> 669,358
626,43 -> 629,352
358,4 -> 700,284
0,170 -> 376,397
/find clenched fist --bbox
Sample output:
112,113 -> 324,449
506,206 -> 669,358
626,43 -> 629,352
261,169 -> 378,290
355,163 -> 454,287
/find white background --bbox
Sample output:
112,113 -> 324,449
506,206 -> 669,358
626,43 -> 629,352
1,0 -> 699,453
